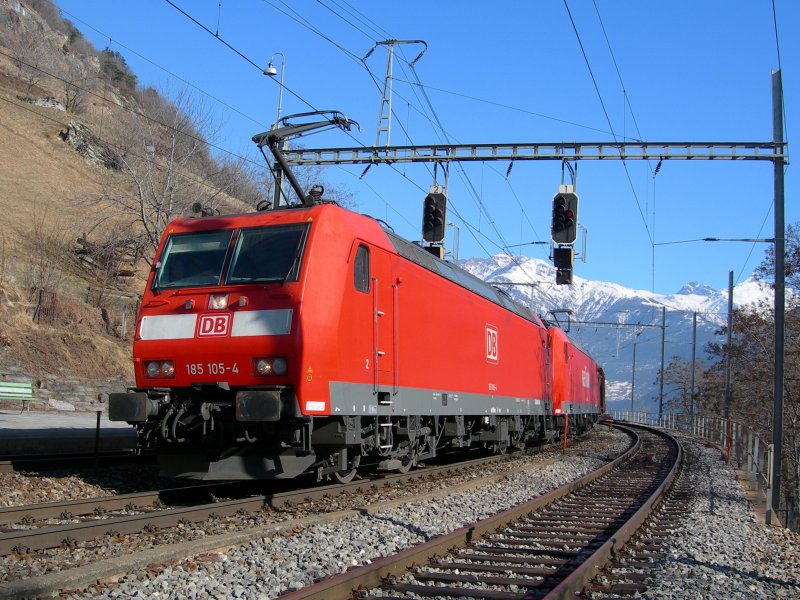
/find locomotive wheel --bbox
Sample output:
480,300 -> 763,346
332,454 -> 361,484
397,455 -> 413,474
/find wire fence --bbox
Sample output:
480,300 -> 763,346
612,410 -> 779,527
31,286 -> 140,339
85,287 -> 140,339
31,289 -> 57,325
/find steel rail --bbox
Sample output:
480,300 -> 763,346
541,426 -> 682,599
278,425 -> 679,600
0,481 -> 241,526
277,426 -> 643,599
0,452 -> 517,555
0,431 -> 592,531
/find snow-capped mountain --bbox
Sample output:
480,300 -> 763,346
458,255 -> 774,412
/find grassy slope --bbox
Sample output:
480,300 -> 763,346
0,57 -> 137,382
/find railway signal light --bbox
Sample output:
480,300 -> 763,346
551,190 -> 578,245
422,187 -> 447,244
553,246 -> 574,285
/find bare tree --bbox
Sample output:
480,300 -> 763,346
93,88 -> 232,262
7,20 -> 55,100
210,155 -> 269,209
23,206 -> 71,295
659,355 -> 708,415
700,300 -> 800,529
61,53 -> 91,113
757,223 -> 800,298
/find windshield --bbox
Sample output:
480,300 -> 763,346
154,230 -> 233,289
226,223 -> 309,284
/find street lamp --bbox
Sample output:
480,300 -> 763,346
264,52 -> 285,207
263,52 -> 285,127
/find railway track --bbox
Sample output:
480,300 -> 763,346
582,436 -> 698,598
278,424 -> 680,600
0,452 -> 521,556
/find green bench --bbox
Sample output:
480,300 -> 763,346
0,381 -> 34,414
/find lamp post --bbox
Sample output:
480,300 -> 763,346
264,52 -> 285,207
264,52 -> 285,127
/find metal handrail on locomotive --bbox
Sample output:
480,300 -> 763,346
109,113 -> 605,482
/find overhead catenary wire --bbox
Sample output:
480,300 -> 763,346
164,0 -> 320,118
563,0 -> 654,247
319,0 -> 627,144
654,237 -> 775,246
315,0 -> 377,42
388,78 -> 634,140
252,0 -> 544,269
592,0 -> 649,151
58,7 -> 269,131
251,0 -> 555,267
0,94 -> 248,211
736,200 -> 775,285
0,47 -> 266,172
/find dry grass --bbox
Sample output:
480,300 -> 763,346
0,32 -> 253,383
0,280 -> 133,380
0,55 -> 137,380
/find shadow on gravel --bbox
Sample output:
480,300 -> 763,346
671,556 -> 800,588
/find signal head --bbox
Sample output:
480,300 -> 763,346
551,191 -> 578,245
422,190 -> 447,244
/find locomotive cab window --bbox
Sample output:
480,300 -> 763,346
227,223 -> 310,284
155,230 -> 233,289
354,244 -> 370,293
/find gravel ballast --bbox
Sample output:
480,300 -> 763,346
628,436 -> 800,599
60,429 -> 630,599
7,427 -> 799,599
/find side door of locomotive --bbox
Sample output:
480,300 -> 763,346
349,242 -> 397,405
371,246 -> 397,403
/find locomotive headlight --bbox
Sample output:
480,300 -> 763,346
146,361 -> 161,378
272,357 -> 287,376
254,357 -> 288,377
254,358 -> 272,376
145,360 -> 175,378
208,293 -> 229,310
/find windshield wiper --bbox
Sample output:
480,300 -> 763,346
282,244 -> 303,287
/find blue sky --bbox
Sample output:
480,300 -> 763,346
54,0 -> 796,295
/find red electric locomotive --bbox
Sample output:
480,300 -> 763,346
548,328 -> 606,424
109,114 -> 605,480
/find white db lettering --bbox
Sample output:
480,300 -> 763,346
198,314 -> 230,337
486,325 -> 498,363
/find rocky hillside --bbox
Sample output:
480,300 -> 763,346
0,0 -> 258,409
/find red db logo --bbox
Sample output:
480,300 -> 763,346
198,314 -> 230,337
486,325 -> 498,363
